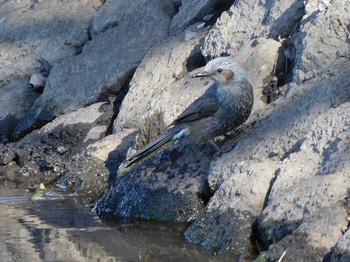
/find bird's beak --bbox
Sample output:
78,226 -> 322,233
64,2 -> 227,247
192,71 -> 211,78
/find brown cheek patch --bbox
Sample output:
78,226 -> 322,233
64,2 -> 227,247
223,69 -> 234,80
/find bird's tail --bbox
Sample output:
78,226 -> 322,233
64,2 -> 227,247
125,126 -> 181,167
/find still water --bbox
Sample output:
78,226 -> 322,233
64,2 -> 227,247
0,184 -> 232,262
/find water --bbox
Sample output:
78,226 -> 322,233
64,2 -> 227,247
0,184 -> 232,262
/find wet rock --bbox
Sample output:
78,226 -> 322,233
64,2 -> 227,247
95,140 -> 213,222
185,209 -> 255,257
0,102 -> 114,202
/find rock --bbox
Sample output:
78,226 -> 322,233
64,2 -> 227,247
330,230 -> 350,261
0,115 -> 17,143
33,0 -> 175,118
0,0 -> 101,88
184,56 -> 350,256
201,0 -> 305,58
28,74 -> 46,93
185,208 -> 256,257
1,0 -> 350,259
0,102 -> 114,202
170,0 -> 232,33
92,0 -> 175,36
114,31 -> 208,131
293,1 -> 350,83
0,80 -> 40,141
265,207 -> 348,261
0,80 -> 39,120
95,139 -> 213,222
87,129 -> 137,185
12,107 -> 56,141
232,38 -> 281,111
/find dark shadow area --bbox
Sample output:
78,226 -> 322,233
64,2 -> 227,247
104,130 -> 138,187
266,0 -> 305,40
274,39 -> 296,88
204,0 -> 236,26
100,70 -> 135,136
97,136 -> 215,222
186,44 -> 207,72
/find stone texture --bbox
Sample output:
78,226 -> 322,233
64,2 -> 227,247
33,0 -> 175,116
330,230 -> 350,262
185,57 -> 350,256
0,81 -> 31,119
114,31 -> 208,131
0,102 -> 114,202
293,0 -> 350,83
0,80 -> 40,141
0,0 -> 101,88
201,0 -> 305,58
95,139 -> 213,222
170,0 -> 229,33
1,0 -> 350,259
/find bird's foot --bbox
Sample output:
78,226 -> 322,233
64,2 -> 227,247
210,139 -> 232,157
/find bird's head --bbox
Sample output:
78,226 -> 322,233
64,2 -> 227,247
192,57 -> 245,85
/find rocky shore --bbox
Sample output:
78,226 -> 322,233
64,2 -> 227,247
1,0 -> 349,260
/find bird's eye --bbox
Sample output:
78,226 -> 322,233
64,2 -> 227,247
217,68 -> 223,73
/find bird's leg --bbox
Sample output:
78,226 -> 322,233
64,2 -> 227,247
210,138 -> 231,155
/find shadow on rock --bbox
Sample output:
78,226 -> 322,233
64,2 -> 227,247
95,139 -> 215,222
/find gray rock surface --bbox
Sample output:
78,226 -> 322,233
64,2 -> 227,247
33,0 -> 175,117
183,0 -> 350,258
1,0 -> 350,260
114,31 -> 208,131
292,1 -> 350,83
0,80 -> 39,141
331,229 -> 350,262
201,0 -> 305,58
169,0 -> 232,33
0,0 -> 101,88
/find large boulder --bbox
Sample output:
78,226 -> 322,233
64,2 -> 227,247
169,0 -> 234,33
184,0 -> 350,258
0,0 -> 101,88
32,0 -> 176,117
0,80 -> 40,141
114,31 -> 208,131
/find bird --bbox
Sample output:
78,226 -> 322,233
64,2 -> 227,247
125,56 -> 254,167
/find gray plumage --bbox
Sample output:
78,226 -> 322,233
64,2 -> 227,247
126,57 -> 254,167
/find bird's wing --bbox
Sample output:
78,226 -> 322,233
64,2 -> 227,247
171,91 -> 219,125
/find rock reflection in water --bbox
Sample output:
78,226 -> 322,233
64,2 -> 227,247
0,186 -> 231,262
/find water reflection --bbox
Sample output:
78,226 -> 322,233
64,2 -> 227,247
0,185 -> 231,262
